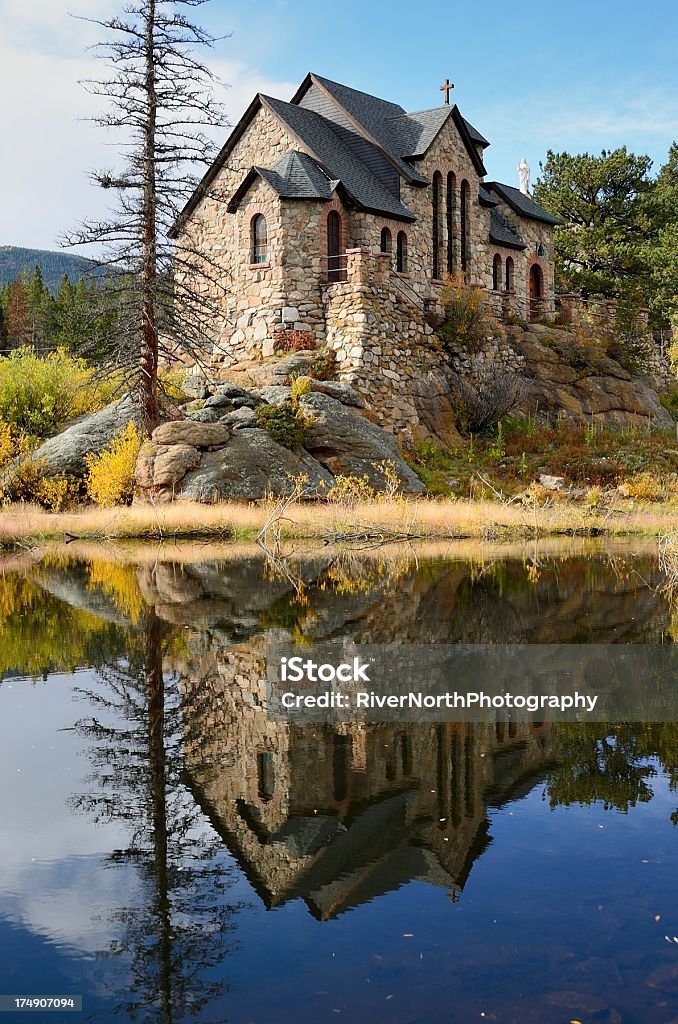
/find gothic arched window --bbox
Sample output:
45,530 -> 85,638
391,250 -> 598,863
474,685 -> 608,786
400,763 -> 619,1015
432,171 -> 442,278
251,214 -> 268,264
446,171 -> 457,274
493,254 -> 502,291
460,180 -> 470,272
327,210 -> 344,281
396,231 -> 408,273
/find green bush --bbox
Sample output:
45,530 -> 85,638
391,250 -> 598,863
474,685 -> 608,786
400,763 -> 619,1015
256,401 -> 309,448
0,347 -> 114,438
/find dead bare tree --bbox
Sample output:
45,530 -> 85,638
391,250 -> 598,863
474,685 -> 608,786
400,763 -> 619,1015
62,0 -> 230,433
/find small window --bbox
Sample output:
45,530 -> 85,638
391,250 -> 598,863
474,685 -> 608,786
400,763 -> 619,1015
380,226 -> 392,253
505,256 -> 514,292
251,214 -> 268,264
493,254 -> 502,291
396,231 -> 408,273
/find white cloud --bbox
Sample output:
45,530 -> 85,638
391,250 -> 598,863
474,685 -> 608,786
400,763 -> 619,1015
0,1 -> 296,250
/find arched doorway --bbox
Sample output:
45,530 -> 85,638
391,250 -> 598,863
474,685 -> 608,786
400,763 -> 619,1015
529,263 -> 543,318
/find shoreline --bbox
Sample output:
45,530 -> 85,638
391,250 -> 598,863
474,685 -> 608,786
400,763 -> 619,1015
0,496 -> 675,547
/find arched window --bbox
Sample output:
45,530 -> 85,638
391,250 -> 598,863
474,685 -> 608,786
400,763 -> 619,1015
492,254 -> 502,291
460,180 -> 470,272
257,751 -> 275,802
332,734 -> 350,802
432,171 -> 442,278
446,171 -> 456,274
251,214 -> 268,264
396,231 -> 408,273
327,210 -> 344,282
380,226 -> 392,254
505,256 -> 514,292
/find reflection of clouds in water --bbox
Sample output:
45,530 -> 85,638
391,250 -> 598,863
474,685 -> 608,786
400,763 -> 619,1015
0,856 -> 141,954
0,672 -> 136,953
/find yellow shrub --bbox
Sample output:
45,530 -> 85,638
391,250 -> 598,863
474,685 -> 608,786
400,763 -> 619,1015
35,474 -> 78,512
290,375 -> 313,402
0,347 -> 117,438
86,421 -> 142,507
327,473 -> 377,508
623,472 -> 665,502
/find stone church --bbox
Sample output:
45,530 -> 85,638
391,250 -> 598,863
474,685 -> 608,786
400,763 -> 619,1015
172,73 -> 559,437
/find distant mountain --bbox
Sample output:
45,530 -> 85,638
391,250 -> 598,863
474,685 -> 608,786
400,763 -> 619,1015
0,246 -> 105,292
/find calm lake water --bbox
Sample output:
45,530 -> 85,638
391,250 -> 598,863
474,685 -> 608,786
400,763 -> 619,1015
0,541 -> 677,1024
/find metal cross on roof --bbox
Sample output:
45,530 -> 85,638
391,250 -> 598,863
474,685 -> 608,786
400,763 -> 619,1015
440,78 -> 454,104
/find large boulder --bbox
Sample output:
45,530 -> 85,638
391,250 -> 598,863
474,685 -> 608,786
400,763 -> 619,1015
3,395 -> 140,488
512,328 -> 673,428
298,392 -> 424,493
152,420 -> 231,447
177,429 -> 333,502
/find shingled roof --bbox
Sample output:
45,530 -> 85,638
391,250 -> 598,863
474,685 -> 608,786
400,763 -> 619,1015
171,73 -> 494,234
489,208 -> 526,250
262,95 -> 416,221
296,73 -> 430,186
296,74 -> 487,175
227,151 -> 340,212
485,182 -> 560,225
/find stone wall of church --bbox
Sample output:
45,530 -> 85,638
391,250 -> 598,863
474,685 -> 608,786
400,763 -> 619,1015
175,104 -> 345,366
489,197 -> 556,318
177,99 -> 557,374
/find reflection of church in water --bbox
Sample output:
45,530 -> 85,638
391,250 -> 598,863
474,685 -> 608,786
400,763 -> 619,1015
180,640 -> 554,920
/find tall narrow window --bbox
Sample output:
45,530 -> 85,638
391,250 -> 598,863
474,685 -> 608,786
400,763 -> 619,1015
257,752 -> 275,802
380,226 -> 392,254
251,214 -> 268,264
396,231 -> 408,273
446,171 -> 456,274
327,210 -> 343,282
493,254 -> 502,291
460,180 -> 470,272
332,734 -> 350,802
432,171 -> 442,278
505,256 -> 514,292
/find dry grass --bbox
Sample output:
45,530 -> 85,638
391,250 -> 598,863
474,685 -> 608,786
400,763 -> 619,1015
0,495 -> 676,549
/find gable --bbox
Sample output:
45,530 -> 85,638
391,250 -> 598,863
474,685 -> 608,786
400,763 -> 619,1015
296,82 -> 401,196
169,100 -> 300,236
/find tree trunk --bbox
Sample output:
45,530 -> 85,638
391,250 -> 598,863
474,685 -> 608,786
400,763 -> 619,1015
140,0 -> 159,434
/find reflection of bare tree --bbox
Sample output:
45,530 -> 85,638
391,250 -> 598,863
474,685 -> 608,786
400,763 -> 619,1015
68,610 -> 242,1023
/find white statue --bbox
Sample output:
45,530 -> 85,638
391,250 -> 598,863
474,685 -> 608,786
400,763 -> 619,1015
518,157 -> 530,196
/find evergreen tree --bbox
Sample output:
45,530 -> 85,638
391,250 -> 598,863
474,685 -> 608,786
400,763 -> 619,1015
534,147 -> 655,301
5,278 -> 31,348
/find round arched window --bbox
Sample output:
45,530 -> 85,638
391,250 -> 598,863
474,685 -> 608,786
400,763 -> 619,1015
505,256 -> 514,292
251,214 -> 268,264
493,254 -> 502,291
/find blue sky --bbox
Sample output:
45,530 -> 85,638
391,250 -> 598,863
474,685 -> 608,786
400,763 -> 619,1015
1,0 -> 676,249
